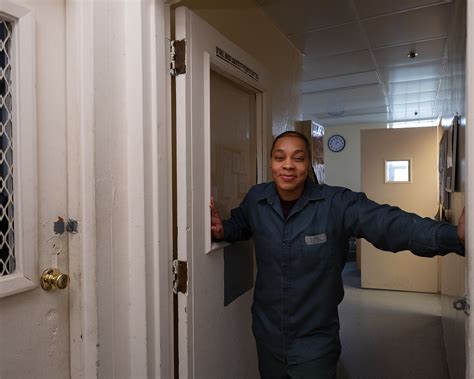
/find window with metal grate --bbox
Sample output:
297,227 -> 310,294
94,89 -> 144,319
0,19 -> 14,276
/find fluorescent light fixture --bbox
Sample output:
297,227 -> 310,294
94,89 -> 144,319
387,118 -> 438,128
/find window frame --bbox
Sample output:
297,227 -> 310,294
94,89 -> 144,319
384,159 -> 412,184
0,2 -> 37,297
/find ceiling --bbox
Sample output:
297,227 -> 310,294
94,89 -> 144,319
259,0 -> 459,126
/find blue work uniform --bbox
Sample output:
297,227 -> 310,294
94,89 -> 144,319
222,179 -> 464,366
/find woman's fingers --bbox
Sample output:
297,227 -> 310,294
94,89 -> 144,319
209,196 -> 224,239
210,196 -> 221,221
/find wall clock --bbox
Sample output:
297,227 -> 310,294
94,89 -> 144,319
327,134 -> 345,152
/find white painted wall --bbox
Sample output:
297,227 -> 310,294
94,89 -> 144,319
324,123 -> 385,191
65,1 -> 98,376
94,1 -> 150,377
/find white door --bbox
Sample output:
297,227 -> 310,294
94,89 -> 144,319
0,1 -> 93,377
174,7 -> 271,378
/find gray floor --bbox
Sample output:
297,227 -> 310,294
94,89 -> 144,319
338,262 -> 450,379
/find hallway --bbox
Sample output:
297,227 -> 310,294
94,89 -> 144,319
338,262 -> 450,379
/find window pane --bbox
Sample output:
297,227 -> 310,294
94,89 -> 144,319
0,19 -> 14,276
210,70 -> 257,219
385,160 -> 410,183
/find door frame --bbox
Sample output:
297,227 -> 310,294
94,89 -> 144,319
67,1 -> 174,378
466,0 -> 473,375
0,1 -> 37,298
65,1 -> 98,377
145,1 -> 174,377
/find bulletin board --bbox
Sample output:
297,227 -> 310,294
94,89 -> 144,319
438,116 -> 459,222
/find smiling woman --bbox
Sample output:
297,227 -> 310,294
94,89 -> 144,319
270,131 -> 312,201
210,130 -> 465,379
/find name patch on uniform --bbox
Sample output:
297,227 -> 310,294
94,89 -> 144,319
305,233 -> 327,245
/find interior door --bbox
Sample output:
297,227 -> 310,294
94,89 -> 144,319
360,127 -> 439,292
174,7 -> 271,378
0,1 -> 71,377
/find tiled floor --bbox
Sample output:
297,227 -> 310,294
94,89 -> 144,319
337,262 -> 449,379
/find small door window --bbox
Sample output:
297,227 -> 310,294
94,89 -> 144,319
385,160 -> 411,183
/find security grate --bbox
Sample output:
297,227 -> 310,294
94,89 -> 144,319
0,19 -> 14,276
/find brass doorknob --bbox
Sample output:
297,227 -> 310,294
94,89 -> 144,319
40,268 -> 70,291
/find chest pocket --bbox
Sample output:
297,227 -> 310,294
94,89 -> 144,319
302,232 -> 333,270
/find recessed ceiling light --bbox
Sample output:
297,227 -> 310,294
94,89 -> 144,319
407,50 -> 418,59
327,103 -> 345,117
327,110 -> 345,117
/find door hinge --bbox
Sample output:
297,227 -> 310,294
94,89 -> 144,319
453,295 -> 470,315
170,39 -> 186,77
172,260 -> 188,294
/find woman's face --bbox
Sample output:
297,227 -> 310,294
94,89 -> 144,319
270,136 -> 310,201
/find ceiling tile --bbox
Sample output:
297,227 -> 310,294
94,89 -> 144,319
354,0 -> 447,19
389,99 -> 435,120
308,107 -> 390,125
391,100 -> 434,112
390,101 -> 435,120
390,111 -> 434,121
437,85 -> 463,102
373,37 -> 446,68
388,90 -> 438,105
362,3 -> 452,48
302,71 -> 379,93
381,61 -> 442,83
303,84 -> 387,117
290,22 -> 368,57
313,105 -> 389,119
260,0 -> 457,126
261,0 -> 355,36
386,78 -> 440,95
303,49 -> 375,80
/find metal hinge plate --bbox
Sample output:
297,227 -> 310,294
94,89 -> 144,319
172,260 -> 188,294
170,39 -> 186,77
453,295 -> 470,315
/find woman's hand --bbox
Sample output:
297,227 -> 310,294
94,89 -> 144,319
210,196 -> 224,240
458,207 -> 465,247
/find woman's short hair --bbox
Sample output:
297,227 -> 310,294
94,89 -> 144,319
270,130 -> 318,183
270,130 -> 312,161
